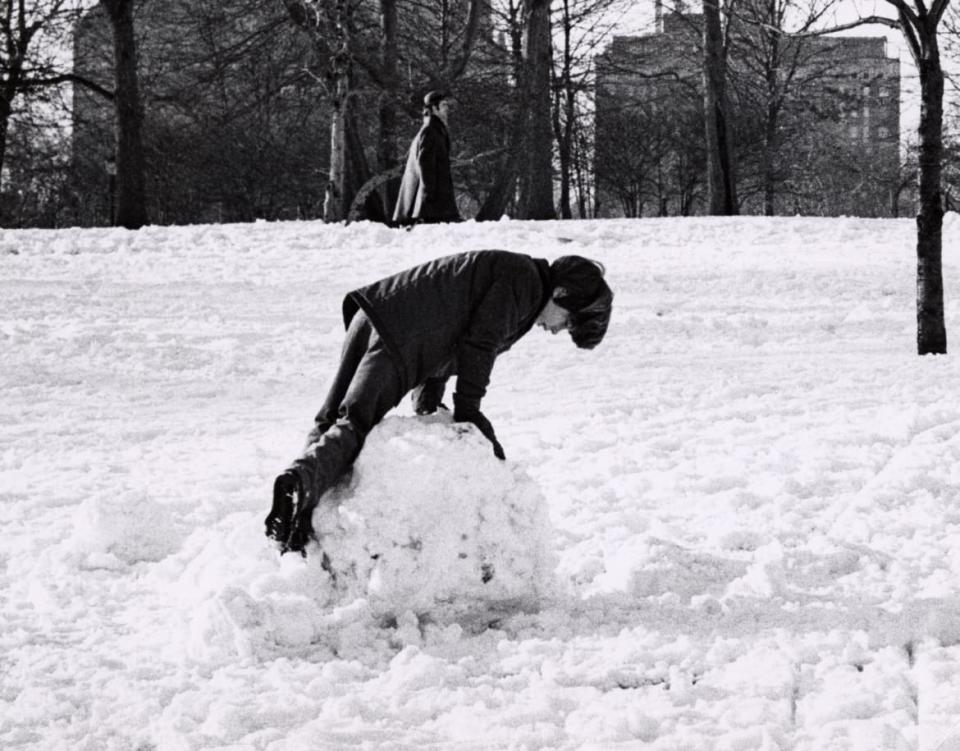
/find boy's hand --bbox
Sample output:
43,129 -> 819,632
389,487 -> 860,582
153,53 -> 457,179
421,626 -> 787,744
412,377 -> 448,415
453,395 -> 506,460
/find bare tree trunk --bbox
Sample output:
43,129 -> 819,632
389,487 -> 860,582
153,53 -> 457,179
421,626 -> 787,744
551,77 -> 571,219
553,0 -> 574,219
0,96 -> 11,201
0,23 -> 23,200
703,0 -> 738,215
323,0 -> 354,223
882,0 -> 949,354
762,104 -> 778,216
518,0 -> 556,219
345,105 -> 383,220
477,1 -> 525,221
762,23 -> 779,217
0,42 -> 23,207
378,0 -> 399,213
441,0 -> 485,81
325,78 -> 349,222
574,126 -> 590,218
475,102 -> 524,219
103,0 -> 148,229
916,51 -> 947,354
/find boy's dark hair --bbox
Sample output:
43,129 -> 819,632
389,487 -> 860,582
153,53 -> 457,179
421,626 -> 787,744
549,255 -> 613,349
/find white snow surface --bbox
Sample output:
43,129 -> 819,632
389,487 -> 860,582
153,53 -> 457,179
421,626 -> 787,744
5,215 -> 960,749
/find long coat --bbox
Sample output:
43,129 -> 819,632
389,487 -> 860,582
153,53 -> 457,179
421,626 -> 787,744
342,250 -> 551,400
392,115 -> 461,225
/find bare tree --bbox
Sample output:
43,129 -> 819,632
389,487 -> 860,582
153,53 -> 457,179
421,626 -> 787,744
473,0 -> 556,220
376,0 -> 400,211
595,103 -> 659,216
519,0 -> 556,218
0,1 -> 90,225
573,105 -> 595,216
395,0 -> 484,87
553,0 -> 578,218
283,0 -> 362,223
3,106 -> 73,227
475,0 -> 525,219
551,0 -> 623,218
595,66 -> 705,217
882,0 -> 950,355
101,0 -> 148,228
593,10 -> 711,216
733,0 -> 844,215
703,0 -> 739,214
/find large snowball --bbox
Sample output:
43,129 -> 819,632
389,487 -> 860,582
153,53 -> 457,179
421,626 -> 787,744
312,414 -> 556,620
182,415 -> 556,661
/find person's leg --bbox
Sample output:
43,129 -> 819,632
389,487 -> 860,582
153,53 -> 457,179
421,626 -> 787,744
282,329 -> 403,553
304,312 -> 374,448
266,312 -> 372,546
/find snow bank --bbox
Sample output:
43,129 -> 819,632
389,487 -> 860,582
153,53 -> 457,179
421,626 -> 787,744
10,215 -> 960,749
180,416 -> 555,662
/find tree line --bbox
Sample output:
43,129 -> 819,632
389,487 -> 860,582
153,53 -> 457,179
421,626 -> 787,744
5,0 -> 632,229
4,2 -> 957,229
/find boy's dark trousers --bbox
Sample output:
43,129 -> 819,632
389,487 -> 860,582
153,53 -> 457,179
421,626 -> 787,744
288,310 -> 403,526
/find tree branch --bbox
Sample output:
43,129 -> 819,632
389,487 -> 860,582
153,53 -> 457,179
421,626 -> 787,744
896,5 -> 923,63
442,0 -> 482,83
884,0 -> 922,30
932,0 -> 950,25
25,73 -> 114,100
757,15 -> 900,37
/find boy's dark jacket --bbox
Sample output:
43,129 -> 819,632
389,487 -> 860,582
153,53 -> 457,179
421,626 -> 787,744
343,250 -> 551,401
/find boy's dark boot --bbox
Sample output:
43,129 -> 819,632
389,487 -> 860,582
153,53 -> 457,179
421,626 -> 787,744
265,470 -> 303,550
264,421 -> 332,555
284,500 -> 312,555
296,422 -> 365,552
282,452 -> 324,555
269,420 -> 365,555
264,461 -> 316,555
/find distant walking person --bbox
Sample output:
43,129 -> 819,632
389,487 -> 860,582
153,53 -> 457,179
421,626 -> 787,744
393,90 -> 462,226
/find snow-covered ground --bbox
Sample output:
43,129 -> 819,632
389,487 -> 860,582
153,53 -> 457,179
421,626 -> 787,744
5,215 -> 960,750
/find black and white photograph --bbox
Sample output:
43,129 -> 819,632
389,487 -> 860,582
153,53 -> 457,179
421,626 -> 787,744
3,0 -> 960,748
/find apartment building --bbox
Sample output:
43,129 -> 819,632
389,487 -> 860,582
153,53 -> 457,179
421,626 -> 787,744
595,10 -> 901,217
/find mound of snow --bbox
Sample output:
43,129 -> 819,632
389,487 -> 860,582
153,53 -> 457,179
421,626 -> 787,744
314,413 -> 556,618
183,415 -> 556,660
66,493 -> 180,568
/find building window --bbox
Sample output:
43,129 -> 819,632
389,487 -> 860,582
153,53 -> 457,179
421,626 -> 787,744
878,126 -> 889,139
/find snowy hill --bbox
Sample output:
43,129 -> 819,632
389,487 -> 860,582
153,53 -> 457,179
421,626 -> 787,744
4,216 -> 960,749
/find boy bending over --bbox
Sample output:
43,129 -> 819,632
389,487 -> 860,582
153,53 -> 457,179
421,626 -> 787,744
266,250 -> 613,555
